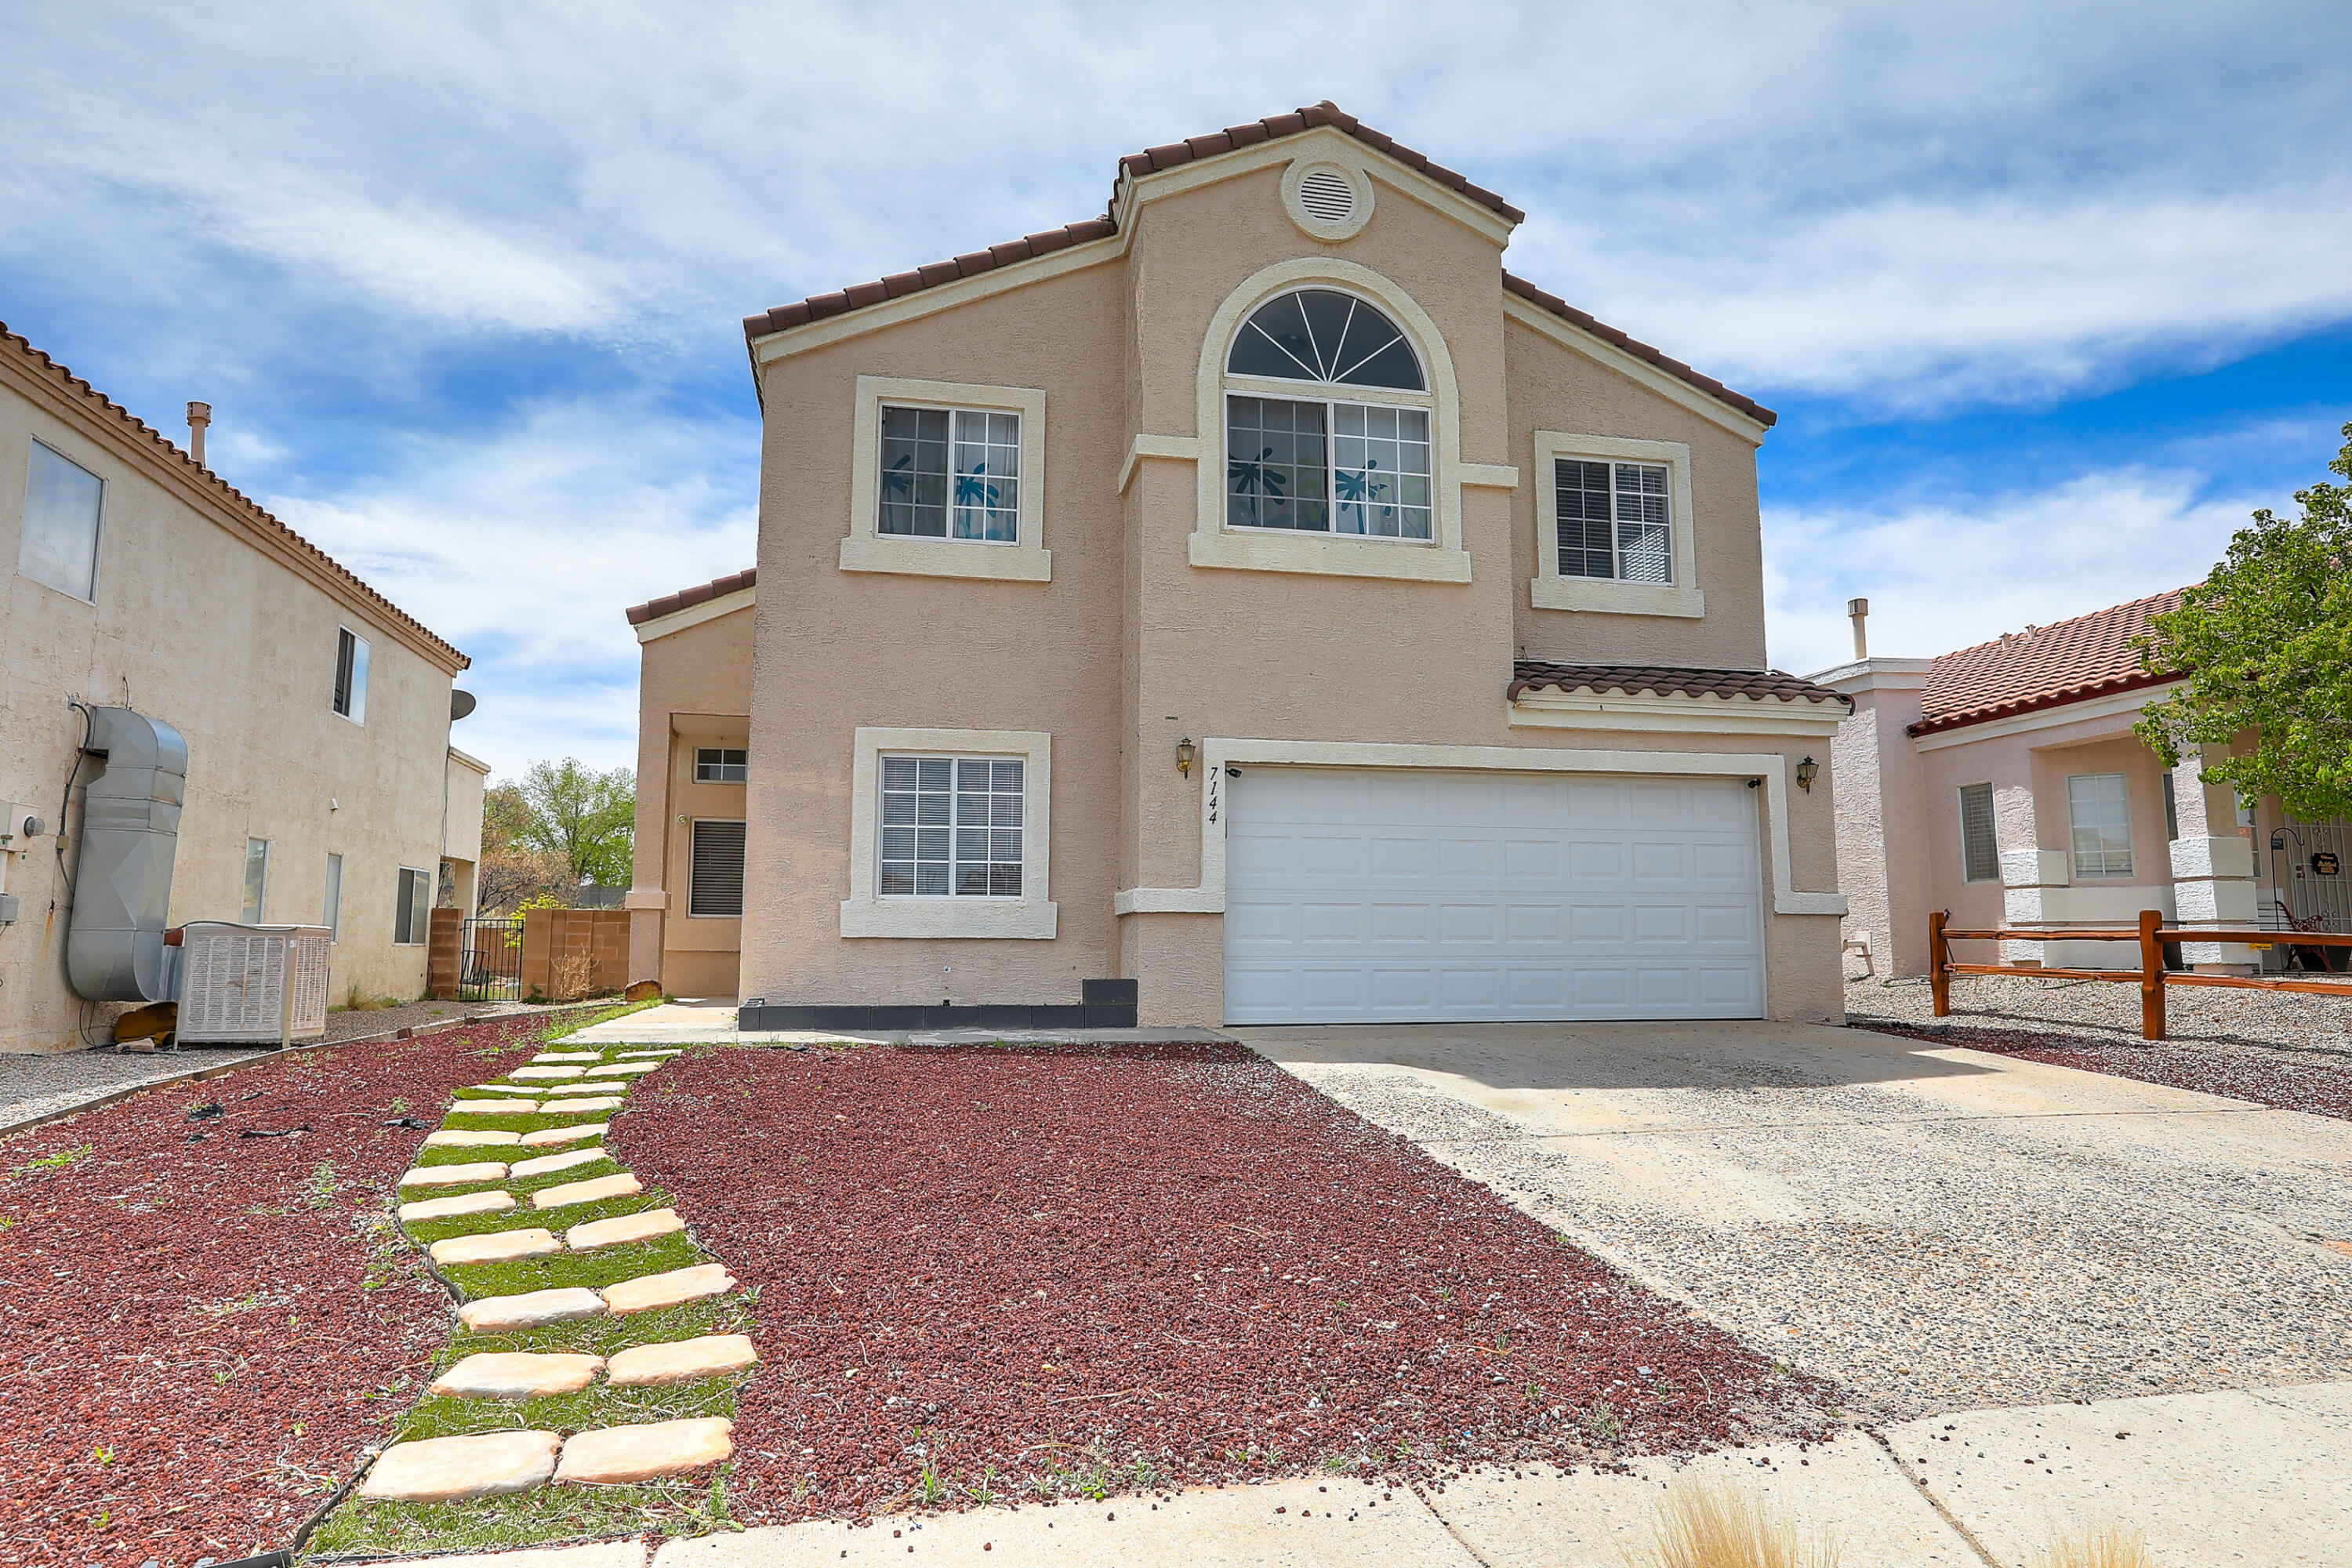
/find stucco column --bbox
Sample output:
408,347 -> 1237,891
2165,747 -> 2259,971
1999,848 -> 2071,967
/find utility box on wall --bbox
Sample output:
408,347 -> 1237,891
176,923 -> 332,1043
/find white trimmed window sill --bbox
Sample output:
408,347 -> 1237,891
1530,577 -> 1704,617
839,898 -> 1058,939
1190,529 -> 1472,583
839,536 -> 1051,582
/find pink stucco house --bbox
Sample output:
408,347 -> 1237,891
1817,591 -> 2347,978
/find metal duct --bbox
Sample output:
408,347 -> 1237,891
66,706 -> 187,1003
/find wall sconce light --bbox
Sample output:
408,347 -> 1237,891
1795,756 -> 1819,793
1175,738 -> 1196,777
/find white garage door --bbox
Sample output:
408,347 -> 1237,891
1223,767 -> 1765,1024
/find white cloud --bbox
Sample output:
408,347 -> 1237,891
1763,467 -> 2260,677
265,397 -> 758,778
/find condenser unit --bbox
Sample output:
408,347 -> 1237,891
175,923 -> 332,1044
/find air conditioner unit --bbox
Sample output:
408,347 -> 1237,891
175,923 -> 332,1044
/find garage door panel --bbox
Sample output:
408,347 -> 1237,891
1224,767 -> 1764,1024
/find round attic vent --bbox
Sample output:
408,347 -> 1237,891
1297,167 -> 1356,224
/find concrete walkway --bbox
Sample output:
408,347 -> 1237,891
385,1379 -> 2352,1566
568,1000 -> 1232,1049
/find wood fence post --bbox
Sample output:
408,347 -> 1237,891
1929,909 -> 1951,1017
2139,908 -> 2166,1041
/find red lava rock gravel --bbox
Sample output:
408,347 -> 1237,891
612,1041 -> 1835,1523
0,1018 -> 544,1567
1861,1021 -> 2352,1121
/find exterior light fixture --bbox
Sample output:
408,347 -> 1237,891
1175,738 -> 1196,777
1795,756 -> 1819,793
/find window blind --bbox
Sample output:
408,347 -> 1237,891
690,819 -> 747,917
1958,783 -> 2000,883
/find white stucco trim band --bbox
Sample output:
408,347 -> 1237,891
840,727 -> 1057,938
1911,682 -> 2182,751
1116,434 -> 1201,494
633,587 -> 757,644
1508,690 -> 1846,737
1113,738 -> 1844,918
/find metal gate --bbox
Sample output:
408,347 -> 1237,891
459,917 -> 524,1000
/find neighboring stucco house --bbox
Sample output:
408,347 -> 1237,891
0,322 -> 486,1051
1817,591 -> 2343,978
626,102 -> 1852,1029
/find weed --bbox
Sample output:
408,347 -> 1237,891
305,1163 -> 339,1208
1322,1455 -> 1350,1473
388,1097 -> 412,1116
1131,1458 -> 1160,1489
2036,1527 -> 2152,1568
196,1292 -> 261,1318
91,1444 -> 114,1465
1626,1474 -> 1839,1568
16,1145 -> 91,1176
0,1215 -> 16,1231
917,1462 -> 950,1508
1582,1397 -> 1621,1443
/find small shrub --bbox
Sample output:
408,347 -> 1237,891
1628,1474 -> 1839,1568
2038,1527 -> 2152,1568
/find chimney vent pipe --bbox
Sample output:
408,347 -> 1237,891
1847,597 -> 1870,661
186,401 -> 212,468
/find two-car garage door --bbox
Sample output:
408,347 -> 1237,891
1223,767 -> 1764,1024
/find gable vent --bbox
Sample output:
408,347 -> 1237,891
1298,168 -> 1356,224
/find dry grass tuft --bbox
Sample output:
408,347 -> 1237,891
2037,1526 -> 2153,1568
1624,1475 -> 1840,1568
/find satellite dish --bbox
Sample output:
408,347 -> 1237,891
450,689 -> 477,721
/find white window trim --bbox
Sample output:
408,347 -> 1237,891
323,851 -> 344,942
1192,260 -> 1472,584
687,817 -> 747,920
394,865 -> 431,946
841,727 -> 1056,938
20,438 -> 104,605
1112,738 -> 1843,920
1531,431 -> 1704,619
2066,772 -> 2136,880
841,376 -> 1050,583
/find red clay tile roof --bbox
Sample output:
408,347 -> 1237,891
1909,589 -> 2187,737
625,567 -> 756,626
0,321 -> 468,672
1501,274 -> 1777,427
739,103 -> 1769,427
1508,662 -> 1848,708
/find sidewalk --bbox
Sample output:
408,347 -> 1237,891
383,1380 -> 2352,1568
568,1002 -> 1232,1049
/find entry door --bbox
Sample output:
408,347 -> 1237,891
1222,767 -> 1765,1024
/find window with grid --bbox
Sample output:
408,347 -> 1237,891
695,747 -> 747,783
1958,782 -> 2000,882
1555,459 -> 1671,583
878,406 -> 1020,542
689,819 -> 746,916
879,757 -> 1023,898
2067,773 -> 2134,878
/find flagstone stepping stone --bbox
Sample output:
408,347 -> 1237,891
541,1080 -> 626,1095
604,1334 -> 759,1387
430,1227 -> 562,1266
585,1062 -> 659,1077
520,1121 -> 608,1148
554,1417 -> 734,1484
510,1065 -> 587,1081
555,1095 -> 626,1112
459,1287 -> 608,1331
535,1052 -> 601,1062
532,1172 -> 641,1210
461,1083 -> 545,1096
616,1049 -> 681,1058
400,1189 -> 515,1222
361,1428 -> 561,1501
424,1128 -> 524,1148
566,1207 -> 684,1251
401,1161 -> 508,1189
601,1262 -> 736,1316
511,1147 -> 610,1180
431,1351 -> 606,1399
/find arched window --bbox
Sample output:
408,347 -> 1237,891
1224,289 -> 1432,539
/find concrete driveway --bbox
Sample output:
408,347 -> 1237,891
1236,1020 -> 2352,1421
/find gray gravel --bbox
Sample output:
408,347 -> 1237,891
1269,1026 -> 2352,1427
1847,968 -> 2352,1054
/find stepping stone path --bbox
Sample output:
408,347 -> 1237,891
354,1025 -> 752,1519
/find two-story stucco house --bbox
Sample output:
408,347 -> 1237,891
626,103 -> 1851,1030
0,321 -> 486,1051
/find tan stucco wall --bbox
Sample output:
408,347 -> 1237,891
720,141 -> 1842,1025
0,364 -> 474,1050
629,604 -> 753,998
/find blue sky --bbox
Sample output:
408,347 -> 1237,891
4,1 -> 2347,779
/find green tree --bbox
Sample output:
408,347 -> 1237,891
511,759 -> 636,887
481,782 -> 534,855
2135,422 -> 2352,820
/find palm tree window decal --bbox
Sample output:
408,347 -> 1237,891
879,405 -> 1021,541
1224,289 -> 1431,539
